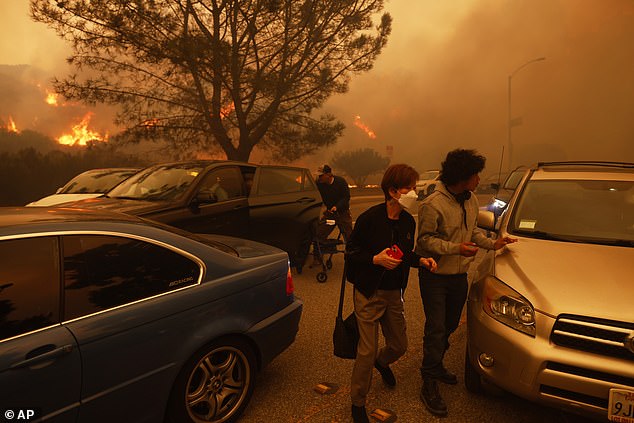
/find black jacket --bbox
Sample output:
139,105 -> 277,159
317,175 -> 350,212
345,203 -> 423,298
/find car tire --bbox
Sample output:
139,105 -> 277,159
464,345 -> 484,394
166,337 -> 257,423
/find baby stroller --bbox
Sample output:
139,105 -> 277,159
312,218 -> 346,283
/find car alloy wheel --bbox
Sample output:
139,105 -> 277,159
168,338 -> 256,423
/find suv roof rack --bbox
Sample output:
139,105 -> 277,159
537,161 -> 634,169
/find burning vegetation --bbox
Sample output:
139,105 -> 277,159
353,115 -> 377,139
56,112 -> 107,146
3,116 -> 18,133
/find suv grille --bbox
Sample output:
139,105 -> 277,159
551,314 -> 634,361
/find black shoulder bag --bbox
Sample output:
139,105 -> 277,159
333,261 -> 359,359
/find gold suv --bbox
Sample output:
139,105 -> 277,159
466,161 -> 634,421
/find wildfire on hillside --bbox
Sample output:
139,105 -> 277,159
4,116 -> 18,133
57,112 -> 108,146
353,115 -> 376,139
45,91 -> 59,106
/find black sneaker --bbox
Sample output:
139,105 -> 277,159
436,369 -> 458,385
420,378 -> 448,417
351,405 -> 370,423
374,360 -> 396,387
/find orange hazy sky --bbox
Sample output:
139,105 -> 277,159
1,0 -> 632,171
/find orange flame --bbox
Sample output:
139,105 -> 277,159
57,112 -> 108,146
353,115 -> 376,139
5,116 -> 18,133
220,102 -> 235,119
45,91 -> 59,106
140,118 -> 160,127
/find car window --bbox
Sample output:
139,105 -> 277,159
0,237 -> 60,341
503,170 -> 525,190
62,235 -> 201,320
303,170 -> 316,191
257,167 -> 303,195
510,179 -> 634,242
109,163 -> 205,201
198,167 -> 244,202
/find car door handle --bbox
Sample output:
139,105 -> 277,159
10,344 -> 74,370
296,197 -> 315,203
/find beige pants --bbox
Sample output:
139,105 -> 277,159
350,288 -> 407,406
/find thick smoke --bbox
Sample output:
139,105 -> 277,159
322,0 -> 634,176
1,0 -> 632,176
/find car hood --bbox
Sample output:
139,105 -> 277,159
197,234 -> 285,259
27,193 -> 103,207
63,196 -> 172,215
493,237 -> 633,322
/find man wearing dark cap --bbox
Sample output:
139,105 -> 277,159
311,165 -> 353,266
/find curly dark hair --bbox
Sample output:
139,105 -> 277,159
381,164 -> 419,201
439,149 -> 486,186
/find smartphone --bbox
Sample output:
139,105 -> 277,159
387,244 -> 403,259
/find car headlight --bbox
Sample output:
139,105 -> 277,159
482,276 -> 535,336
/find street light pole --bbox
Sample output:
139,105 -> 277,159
507,56 -> 545,171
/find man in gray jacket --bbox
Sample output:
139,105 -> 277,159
415,149 -> 516,417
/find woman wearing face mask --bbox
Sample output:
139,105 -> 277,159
345,163 -> 437,423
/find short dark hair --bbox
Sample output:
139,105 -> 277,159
440,149 -> 486,186
318,164 -> 332,175
381,164 -> 419,201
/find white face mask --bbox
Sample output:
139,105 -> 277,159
397,189 -> 418,211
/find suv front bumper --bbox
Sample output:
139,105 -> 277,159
466,295 -> 634,420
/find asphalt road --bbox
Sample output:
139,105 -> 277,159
238,196 -> 595,423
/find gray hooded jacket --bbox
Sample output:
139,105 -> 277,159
415,183 -> 495,275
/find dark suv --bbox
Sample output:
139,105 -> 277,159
63,160 -> 322,271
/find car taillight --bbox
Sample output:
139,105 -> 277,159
286,266 -> 294,296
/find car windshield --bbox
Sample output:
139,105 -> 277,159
108,164 -> 205,201
509,179 -> 634,245
59,169 -> 138,194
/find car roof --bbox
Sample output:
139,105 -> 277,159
144,160 -> 309,171
78,167 -> 142,174
0,207 -> 144,231
530,161 -> 634,181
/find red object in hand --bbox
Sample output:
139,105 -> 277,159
387,244 -> 403,259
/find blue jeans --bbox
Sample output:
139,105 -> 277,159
418,269 -> 468,378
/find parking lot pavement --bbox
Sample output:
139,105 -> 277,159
238,253 -> 592,423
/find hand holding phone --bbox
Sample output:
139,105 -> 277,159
386,244 -> 403,259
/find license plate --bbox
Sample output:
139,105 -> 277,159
609,388 -> 634,422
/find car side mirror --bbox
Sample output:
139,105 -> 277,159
477,210 -> 496,231
194,191 -> 217,205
